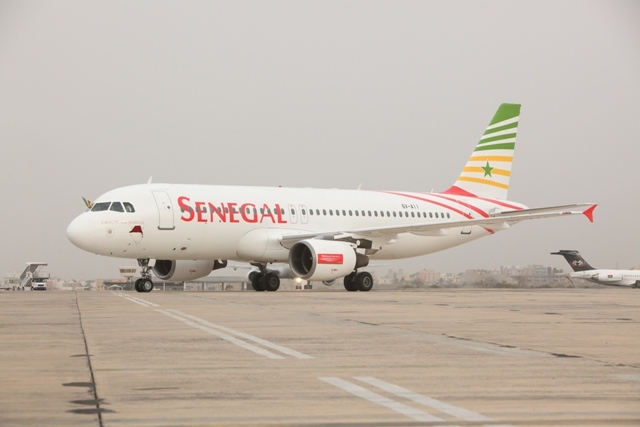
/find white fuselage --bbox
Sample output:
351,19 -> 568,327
570,269 -> 640,287
66,183 -> 527,264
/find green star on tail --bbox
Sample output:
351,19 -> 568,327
481,160 -> 494,177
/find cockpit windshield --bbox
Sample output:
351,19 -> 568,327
91,201 -> 135,213
110,202 -> 124,212
91,202 -> 111,211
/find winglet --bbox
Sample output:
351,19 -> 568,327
582,204 -> 597,223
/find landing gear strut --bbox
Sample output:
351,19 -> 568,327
249,264 -> 280,292
135,259 -> 154,293
343,271 -> 373,292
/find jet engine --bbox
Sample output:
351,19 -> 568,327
289,240 -> 368,281
153,260 -> 217,282
595,272 -> 623,283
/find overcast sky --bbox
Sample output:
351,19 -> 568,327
1,1 -> 639,280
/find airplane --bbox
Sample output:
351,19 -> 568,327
551,250 -> 640,288
67,103 -> 597,293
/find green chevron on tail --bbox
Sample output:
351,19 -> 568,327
446,103 -> 520,200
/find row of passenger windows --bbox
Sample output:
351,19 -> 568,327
91,202 -> 136,213
305,209 -> 450,219
183,205 -> 450,219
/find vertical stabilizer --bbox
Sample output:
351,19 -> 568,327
444,103 -> 520,200
551,250 -> 596,272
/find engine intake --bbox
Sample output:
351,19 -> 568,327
289,240 -> 368,281
153,260 -> 217,282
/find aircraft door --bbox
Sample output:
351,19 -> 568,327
152,191 -> 175,230
288,204 -> 298,224
299,205 -> 308,224
458,200 -> 472,235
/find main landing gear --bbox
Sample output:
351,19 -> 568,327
249,265 -> 280,292
343,271 -> 373,292
134,259 -> 154,293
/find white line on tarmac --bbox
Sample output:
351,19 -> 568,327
127,296 -> 160,307
113,292 -> 154,307
112,292 -> 160,307
614,374 -> 640,382
156,309 -> 284,360
168,309 -> 314,360
355,376 -> 493,422
319,377 -> 444,422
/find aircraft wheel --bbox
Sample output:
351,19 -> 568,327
264,273 -> 280,292
355,272 -> 373,292
134,278 -> 143,292
140,278 -> 154,293
344,272 -> 357,292
251,273 -> 266,292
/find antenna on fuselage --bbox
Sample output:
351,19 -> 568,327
357,183 -> 362,190
147,176 -> 153,184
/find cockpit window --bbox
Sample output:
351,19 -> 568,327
123,202 -> 135,213
110,202 -> 124,212
91,202 -> 111,212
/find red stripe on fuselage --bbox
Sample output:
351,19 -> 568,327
383,191 -> 497,234
442,186 -> 523,210
382,191 -> 473,219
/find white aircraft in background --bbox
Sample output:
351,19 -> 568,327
552,250 -> 639,288
67,104 -> 596,293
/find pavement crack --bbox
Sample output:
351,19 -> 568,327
74,291 -> 107,426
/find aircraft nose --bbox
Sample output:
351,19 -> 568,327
66,215 -> 92,250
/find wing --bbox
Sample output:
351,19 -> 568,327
279,203 -> 596,247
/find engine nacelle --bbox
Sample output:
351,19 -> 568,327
289,240 -> 365,281
153,260 -> 216,282
595,272 -> 623,282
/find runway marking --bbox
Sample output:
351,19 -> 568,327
321,376 -> 510,426
157,309 -> 284,359
111,293 -> 312,359
168,310 -> 314,360
113,292 -> 158,307
319,377 -> 444,422
355,376 -> 492,422
614,374 -> 640,382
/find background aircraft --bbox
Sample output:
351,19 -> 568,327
552,250 -> 639,288
67,104 -> 596,293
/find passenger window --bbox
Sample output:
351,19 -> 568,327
123,202 -> 135,213
349,210 -> 353,216
91,202 -> 111,212
110,202 -> 124,212
329,210 -> 333,216
429,212 -> 433,218
447,213 -> 450,218
355,210 -> 359,216
323,209 -> 327,215
411,212 -> 415,218
336,210 -> 340,216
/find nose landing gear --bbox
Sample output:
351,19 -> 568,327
134,259 -> 154,293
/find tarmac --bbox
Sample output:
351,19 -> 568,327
1,288 -> 639,427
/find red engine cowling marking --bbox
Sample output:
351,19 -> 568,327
317,253 -> 344,264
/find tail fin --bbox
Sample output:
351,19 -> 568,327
551,250 -> 596,271
444,103 -> 521,200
